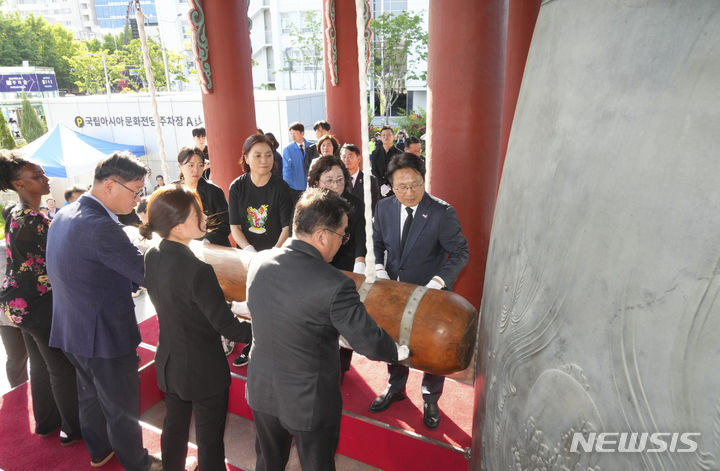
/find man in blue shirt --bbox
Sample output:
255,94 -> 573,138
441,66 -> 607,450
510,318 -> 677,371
282,122 -> 309,203
48,153 -> 161,471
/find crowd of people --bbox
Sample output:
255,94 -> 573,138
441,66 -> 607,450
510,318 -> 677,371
0,119 -> 468,471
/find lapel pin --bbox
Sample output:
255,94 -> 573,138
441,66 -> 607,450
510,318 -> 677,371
422,213 -> 428,218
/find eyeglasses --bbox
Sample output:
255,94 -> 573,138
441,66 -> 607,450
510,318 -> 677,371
323,228 -> 350,245
111,178 -> 144,198
320,178 -> 345,188
393,181 -> 424,192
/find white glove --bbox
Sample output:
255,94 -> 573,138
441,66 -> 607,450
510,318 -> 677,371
338,335 -> 352,349
396,344 -> 410,362
380,184 -> 392,197
375,264 -> 390,280
243,245 -> 257,253
425,278 -> 443,290
353,262 -> 366,274
231,301 -> 250,318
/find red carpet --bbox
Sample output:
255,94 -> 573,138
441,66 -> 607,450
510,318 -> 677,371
0,382 -> 243,471
141,315 -> 475,470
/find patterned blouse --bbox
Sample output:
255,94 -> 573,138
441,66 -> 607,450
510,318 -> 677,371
0,206 -> 52,324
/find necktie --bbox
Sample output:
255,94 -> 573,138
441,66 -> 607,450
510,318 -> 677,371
299,143 -> 304,155
400,207 -> 413,254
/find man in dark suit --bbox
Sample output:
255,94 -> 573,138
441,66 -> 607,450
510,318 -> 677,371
47,153 -> 161,470
304,119 -> 331,177
341,143 -> 379,215
246,188 -> 404,471
369,152 -> 469,430
370,125 -> 402,198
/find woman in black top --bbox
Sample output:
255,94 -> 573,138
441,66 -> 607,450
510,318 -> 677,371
176,146 -> 231,246
0,150 -> 81,444
307,154 -> 368,381
228,134 -> 293,367
141,185 -> 251,471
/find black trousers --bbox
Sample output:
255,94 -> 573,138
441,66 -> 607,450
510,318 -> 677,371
387,363 -> 445,404
0,324 -> 28,388
17,296 -> 80,438
339,347 -> 353,373
161,389 -> 230,471
66,352 -> 150,471
253,409 -> 340,471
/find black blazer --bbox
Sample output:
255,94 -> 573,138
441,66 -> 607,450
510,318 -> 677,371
196,178 -> 231,247
349,170 -> 380,216
144,239 -> 251,400
246,239 -> 397,431
370,144 -> 401,188
331,191 -> 366,271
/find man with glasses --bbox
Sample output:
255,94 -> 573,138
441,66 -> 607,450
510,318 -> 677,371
369,152 -> 469,430
246,188 -> 405,470
47,153 -> 161,470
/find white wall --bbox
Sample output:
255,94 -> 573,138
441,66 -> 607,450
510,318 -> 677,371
40,90 -> 325,184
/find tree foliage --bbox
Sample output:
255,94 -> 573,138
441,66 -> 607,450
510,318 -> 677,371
0,113 -> 16,150
19,94 -> 46,144
65,36 -> 187,94
0,12 -> 187,95
370,12 -> 428,123
0,13 -> 78,90
286,11 -> 324,89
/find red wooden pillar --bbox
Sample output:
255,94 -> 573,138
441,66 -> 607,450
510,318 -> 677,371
198,0 -> 257,195
499,0 -> 541,186
426,0 -> 507,310
322,1 -> 362,149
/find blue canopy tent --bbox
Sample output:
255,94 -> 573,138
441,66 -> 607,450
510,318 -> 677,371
20,124 -> 146,178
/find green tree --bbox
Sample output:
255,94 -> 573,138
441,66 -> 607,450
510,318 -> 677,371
370,11 -> 428,123
120,38 -> 187,91
0,113 -> 16,149
19,94 -> 46,143
0,13 -> 78,90
65,43 -> 123,95
286,11 -> 324,89
66,37 -> 186,95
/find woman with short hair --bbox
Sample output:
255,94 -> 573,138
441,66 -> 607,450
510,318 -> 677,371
307,154 -> 368,382
227,134 -> 293,367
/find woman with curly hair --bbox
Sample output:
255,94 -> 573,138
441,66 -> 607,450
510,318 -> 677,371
0,150 -> 80,445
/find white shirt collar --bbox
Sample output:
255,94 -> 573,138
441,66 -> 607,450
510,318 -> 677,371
85,193 -> 120,223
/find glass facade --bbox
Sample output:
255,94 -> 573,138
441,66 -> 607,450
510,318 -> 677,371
95,0 -> 157,29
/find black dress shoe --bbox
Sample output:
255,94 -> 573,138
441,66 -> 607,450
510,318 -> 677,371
90,450 -> 114,468
369,389 -> 406,412
60,431 -> 82,447
423,402 -> 441,429
232,352 -> 249,367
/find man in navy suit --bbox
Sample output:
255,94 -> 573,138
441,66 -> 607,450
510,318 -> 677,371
341,144 -> 379,215
369,152 -> 469,429
48,153 -> 160,470
282,121 -> 310,203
